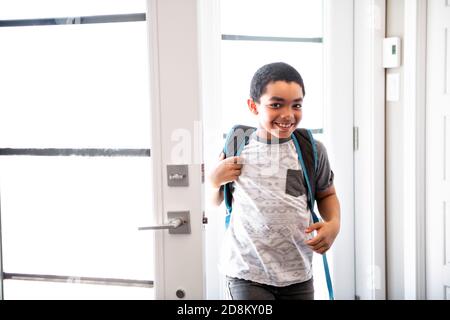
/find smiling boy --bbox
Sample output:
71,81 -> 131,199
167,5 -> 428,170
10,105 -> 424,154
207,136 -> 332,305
208,62 -> 340,300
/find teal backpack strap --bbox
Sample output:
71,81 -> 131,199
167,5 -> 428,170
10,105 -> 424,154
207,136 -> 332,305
222,125 -> 256,229
306,129 -> 318,172
291,130 -> 335,300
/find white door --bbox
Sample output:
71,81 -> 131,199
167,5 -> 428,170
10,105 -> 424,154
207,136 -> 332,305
0,0 -> 205,300
426,0 -> 450,300
201,0 -> 355,300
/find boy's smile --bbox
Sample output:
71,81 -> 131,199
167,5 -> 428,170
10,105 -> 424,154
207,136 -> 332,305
248,80 -> 303,140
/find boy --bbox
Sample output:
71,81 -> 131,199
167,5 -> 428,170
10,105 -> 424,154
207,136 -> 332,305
208,62 -> 340,300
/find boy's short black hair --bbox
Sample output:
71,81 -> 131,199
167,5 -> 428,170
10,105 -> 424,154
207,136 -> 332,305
250,62 -> 305,103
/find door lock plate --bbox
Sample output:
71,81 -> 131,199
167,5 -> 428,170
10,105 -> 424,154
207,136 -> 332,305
167,211 -> 190,234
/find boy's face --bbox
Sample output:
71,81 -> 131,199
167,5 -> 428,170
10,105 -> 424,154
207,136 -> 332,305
248,80 -> 303,140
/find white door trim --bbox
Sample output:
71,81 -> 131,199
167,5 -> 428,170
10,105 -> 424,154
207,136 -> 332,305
354,0 -> 386,300
402,0 -> 427,300
323,0 -> 355,300
198,0 -> 227,300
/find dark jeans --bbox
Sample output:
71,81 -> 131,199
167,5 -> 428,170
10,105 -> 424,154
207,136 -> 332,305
226,276 -> 314,300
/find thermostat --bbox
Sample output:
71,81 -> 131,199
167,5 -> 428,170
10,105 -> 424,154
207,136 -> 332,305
383,37 -> 401,68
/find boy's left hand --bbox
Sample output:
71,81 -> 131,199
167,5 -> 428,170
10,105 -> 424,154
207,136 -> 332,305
304,220 -> 339,254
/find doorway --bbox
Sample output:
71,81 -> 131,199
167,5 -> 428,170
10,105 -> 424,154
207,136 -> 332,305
201,0 -> 355,300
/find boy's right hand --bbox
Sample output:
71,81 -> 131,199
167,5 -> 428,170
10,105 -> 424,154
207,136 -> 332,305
208,152 -> 243,189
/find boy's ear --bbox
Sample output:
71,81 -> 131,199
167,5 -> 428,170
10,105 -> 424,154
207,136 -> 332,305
247,99 -> 258,115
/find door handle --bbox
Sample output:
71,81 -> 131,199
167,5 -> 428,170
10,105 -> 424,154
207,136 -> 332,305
138,211 -> 191,234
138,218 -> 185,231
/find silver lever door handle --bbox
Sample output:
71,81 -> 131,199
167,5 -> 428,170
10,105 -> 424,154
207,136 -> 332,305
138,218 -> 185,231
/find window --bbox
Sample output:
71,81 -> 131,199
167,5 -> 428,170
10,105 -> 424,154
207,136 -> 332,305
0,0 -> 154,299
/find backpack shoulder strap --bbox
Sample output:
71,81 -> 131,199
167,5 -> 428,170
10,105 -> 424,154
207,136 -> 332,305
223,125 -> 257,158
292,128 -> 334,300
223,125 -> 256,228
292,128 -> 317,204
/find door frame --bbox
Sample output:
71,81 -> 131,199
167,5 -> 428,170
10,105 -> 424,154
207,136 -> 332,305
323,0 -> 355,300
198,0 -> 225,300
353,0 -> 386,300
402,0 -> 427,300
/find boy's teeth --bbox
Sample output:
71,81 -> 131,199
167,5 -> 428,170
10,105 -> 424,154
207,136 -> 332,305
276,123 -> 291,128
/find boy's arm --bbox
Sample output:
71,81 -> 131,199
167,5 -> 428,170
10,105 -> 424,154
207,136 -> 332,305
305,185 -> 341,254
316,185 -> 340,226
209,185 -> 224,206
207,153 -> 242,207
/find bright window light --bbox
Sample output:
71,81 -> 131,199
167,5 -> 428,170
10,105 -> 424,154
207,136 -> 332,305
220,0 -> 323,38
0,0 -> 154,300
0,22 -> 150,148
0,0 -> 146,20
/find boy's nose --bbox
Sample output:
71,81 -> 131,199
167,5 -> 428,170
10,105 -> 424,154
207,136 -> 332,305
279,106 -> 295,119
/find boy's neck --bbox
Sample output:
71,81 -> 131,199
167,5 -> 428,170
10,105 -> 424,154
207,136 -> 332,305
255,129 -> 292,144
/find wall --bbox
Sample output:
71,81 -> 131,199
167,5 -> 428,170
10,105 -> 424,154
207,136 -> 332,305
385,0 -> 427,300
385,0 -> 405,300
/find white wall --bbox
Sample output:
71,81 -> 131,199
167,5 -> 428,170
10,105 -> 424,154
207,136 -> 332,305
385,0 -> 427,300
386,0 -> 405,300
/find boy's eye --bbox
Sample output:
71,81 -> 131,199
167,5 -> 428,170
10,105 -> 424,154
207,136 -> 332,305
269,103 -> 282,108
293,104 -> 303,109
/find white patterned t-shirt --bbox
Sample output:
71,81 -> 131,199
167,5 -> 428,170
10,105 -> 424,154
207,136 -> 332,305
218,132 -> 334,287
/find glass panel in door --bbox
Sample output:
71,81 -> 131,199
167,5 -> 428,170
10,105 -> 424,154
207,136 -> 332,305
0,0 -> 155,299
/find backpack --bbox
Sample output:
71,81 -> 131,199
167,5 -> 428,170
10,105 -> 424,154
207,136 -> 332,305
222,124 -> 334,300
